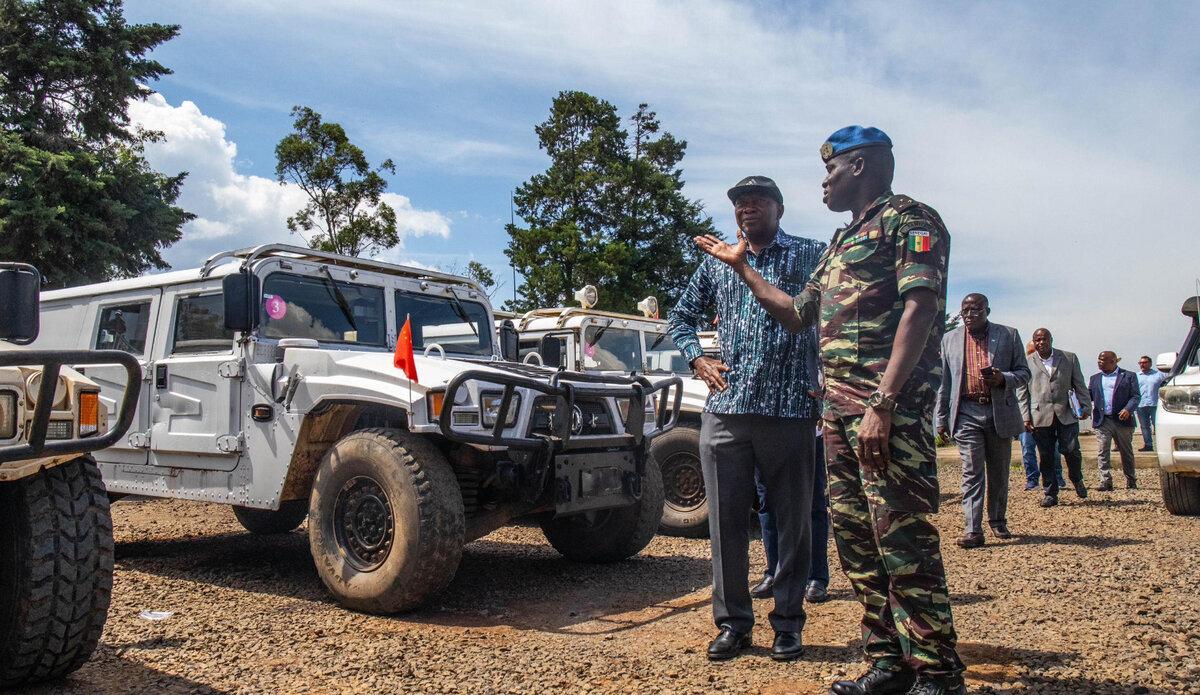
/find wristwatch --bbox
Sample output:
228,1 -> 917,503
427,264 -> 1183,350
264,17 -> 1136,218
867,391 -> 897,413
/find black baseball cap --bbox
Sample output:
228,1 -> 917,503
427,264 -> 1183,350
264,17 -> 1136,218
726,175 -> 783,206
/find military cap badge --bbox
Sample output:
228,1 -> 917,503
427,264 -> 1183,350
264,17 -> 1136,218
820,142 -> 834,160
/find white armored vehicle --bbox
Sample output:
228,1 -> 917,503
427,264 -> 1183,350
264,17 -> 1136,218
31,246 -> 681,613
1154,295 -> 1200,515
1,263 -> 140,688
507,287 -> 714,537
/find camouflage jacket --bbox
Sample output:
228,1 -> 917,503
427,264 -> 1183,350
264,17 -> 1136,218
794,192 -> 950,418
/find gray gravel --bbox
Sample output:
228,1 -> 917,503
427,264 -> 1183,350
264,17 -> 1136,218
18,436 -> 1199,694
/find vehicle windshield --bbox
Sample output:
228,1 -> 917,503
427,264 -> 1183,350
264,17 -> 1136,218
644,331 -> 690,375
395,290 -> 493,356
261,273 -> 386,346
581,324 -> 642,372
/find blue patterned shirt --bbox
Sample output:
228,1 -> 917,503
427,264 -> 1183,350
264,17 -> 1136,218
668,229 -> 824,418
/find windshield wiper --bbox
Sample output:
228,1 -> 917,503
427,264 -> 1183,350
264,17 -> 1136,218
319,266 -> 358,331
648,332 -> 669,350
587,319 -> 613,346
447,292 -> 479,338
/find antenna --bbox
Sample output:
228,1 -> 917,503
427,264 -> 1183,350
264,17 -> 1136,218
510,191 -> 517,306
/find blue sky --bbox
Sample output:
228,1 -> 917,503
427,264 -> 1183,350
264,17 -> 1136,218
122,0 -> 1200,368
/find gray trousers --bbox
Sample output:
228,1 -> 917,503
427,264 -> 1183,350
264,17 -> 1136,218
1095,416 -> 1137,485
953,399 -> 1012,534
700,413 -> 816,634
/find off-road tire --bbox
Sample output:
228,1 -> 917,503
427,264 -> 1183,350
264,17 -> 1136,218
0,457 -> 113,688
1160,469 -> 1200,516
232,499 -> 309,535
653,425 -> 708,538
308,428 -> 464,614
541,455 -> 664,563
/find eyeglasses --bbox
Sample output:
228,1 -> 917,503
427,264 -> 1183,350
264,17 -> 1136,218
960,308 -> 987,316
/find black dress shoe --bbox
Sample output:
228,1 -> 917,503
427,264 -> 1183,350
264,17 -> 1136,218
750,573 -> 774,599
1095,481 -> 1113,491
805,580 -> 830,603
1127,479 -> 1138,490
1074,483 -> 1088,499
829,666 -> 915,695
1138,445 -> 1153,452
1039,495 -> 1057,508
706,626 -> 751,661
903,675 -> 965,695
991,524 -> 1012,539
771,631 -> 804,661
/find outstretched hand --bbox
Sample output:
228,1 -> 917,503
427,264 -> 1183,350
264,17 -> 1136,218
694,229 -> 748,270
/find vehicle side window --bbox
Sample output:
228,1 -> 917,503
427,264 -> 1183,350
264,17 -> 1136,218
94,302 -> 152,354
261,273 -> 386,346
171,293 -> 234,354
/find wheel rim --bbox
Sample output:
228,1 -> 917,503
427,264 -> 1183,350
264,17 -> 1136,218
333,476 -> 395,572
662,452 -> 705,511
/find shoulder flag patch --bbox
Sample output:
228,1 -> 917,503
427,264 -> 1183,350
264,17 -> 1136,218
907,229 -> 931,253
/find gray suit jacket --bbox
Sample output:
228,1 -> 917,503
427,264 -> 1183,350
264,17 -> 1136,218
1017,348 -> 1092,427
936,323 -> 1030,439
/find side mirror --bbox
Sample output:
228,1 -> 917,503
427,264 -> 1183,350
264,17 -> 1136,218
0,263 -> 41,344
498,320 -> 519,361
1156,351 -> 1178,373
1183,296 -> 1200,320
223,271 -> 260,333
538,334 -> 562,368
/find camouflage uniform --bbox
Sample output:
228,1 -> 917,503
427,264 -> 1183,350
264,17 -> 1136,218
793,192 -> 964,680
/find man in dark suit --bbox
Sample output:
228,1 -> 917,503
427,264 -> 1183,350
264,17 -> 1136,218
936,294 -> 1030,548
1017,328 -> 1092,506
1088,351 -> 1141,491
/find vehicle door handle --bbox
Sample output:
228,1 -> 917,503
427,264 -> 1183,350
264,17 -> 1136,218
155,364 -> 168,390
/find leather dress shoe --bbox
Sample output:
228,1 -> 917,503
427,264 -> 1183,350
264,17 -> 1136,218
1039,495 -> 1058,508
955,532 -> 984,549
1127,479 -> 1138,490
1074,482 -> 1088,499
1138,445 -> 1153,452
706,626 -> 751,661
1095,481 -> 1114,491
903,675 -> 966,695
750,573 -> 774,599
805,580 -> 830,603
991,524 -> 1012,539
829,666 -> 915,695
771,631 -> 804,661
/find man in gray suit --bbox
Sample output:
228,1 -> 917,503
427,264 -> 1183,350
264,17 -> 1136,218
1017,328 -> 1092,506
936,294 -> 1030,548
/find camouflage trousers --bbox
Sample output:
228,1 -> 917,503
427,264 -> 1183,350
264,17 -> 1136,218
824,407 -> 965,679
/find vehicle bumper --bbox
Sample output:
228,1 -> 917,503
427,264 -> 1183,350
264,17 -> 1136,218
1155,407 -> 1200,475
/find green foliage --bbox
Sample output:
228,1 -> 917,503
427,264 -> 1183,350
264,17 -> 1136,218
945,312 -> 962,332
0,0 -> 191,288
503,91 -> 713,313
275,106 -> 398,258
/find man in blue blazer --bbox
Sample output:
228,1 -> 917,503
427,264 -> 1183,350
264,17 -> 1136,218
1088,351 -> 1141,491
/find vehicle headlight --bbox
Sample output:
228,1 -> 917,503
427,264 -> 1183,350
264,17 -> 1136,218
618,395 -> 657,425
0,391 -> 16,439
1160,386 -> 1200,415
26,373 -> 67,410
79,391 -> 100,437
480,392 -> 520,427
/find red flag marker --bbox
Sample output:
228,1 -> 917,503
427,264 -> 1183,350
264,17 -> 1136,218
394,315 -> 418,382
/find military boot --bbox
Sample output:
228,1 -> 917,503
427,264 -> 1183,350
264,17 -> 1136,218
829,666 -> 915,695
904,675 -> 966,695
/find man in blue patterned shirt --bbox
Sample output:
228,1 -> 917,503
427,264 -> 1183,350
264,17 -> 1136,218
668,175 -> 825,662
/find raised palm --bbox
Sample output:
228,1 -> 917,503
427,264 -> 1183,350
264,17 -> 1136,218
694,229 -> 748,268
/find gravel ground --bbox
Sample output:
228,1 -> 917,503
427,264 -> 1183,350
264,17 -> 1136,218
18,435 -> 1198,695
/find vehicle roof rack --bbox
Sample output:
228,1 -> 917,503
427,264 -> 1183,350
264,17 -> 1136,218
517,307 -> 666,330
198,243 -> 484,293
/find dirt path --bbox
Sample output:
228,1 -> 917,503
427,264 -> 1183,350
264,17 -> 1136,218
20,436 -> 1199,694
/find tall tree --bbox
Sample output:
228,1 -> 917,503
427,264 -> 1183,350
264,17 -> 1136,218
504,91 -> 712,312
275,106 -> 398,258
0,0 -> 193,288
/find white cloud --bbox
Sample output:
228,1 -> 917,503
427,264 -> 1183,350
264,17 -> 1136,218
127,93 -> 451,270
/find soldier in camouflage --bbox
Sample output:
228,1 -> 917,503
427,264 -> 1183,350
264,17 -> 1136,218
694,126 -> 964,695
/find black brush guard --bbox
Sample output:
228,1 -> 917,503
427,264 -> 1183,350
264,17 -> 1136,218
438,369 -> 682,453
0,349 -> 141,464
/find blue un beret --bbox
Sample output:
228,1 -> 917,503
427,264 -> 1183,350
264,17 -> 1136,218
820,126 -> 892,162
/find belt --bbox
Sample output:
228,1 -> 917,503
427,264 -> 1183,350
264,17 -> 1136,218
962,394 -> 991,405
